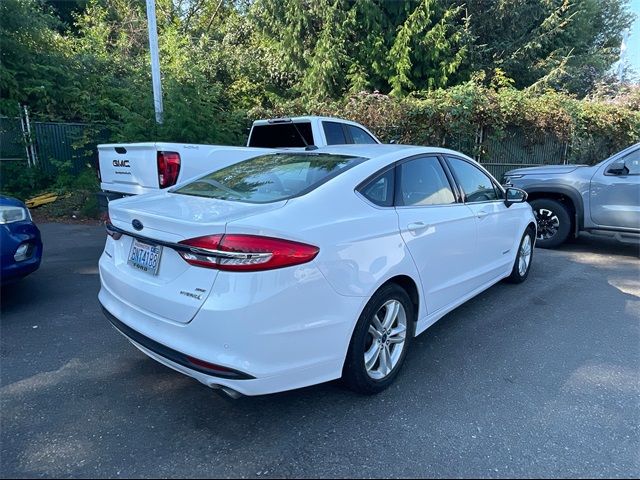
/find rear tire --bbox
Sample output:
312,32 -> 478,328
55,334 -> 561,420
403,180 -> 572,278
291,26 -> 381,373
530,198 -> 571,248
343,283 -> 414,395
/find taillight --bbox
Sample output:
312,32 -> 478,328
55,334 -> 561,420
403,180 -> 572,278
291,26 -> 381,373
157,151 -> 181,188
105,214 -> 122,240
178,234 -> 319,271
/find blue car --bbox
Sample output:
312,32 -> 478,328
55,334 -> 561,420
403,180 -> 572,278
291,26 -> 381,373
1,196 -> 43,284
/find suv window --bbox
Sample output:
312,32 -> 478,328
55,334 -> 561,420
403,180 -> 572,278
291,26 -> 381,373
447,157 -> 500,202
397,157 -> 456,206
347,125 -> 377,144
323,122 -> 347,145
359,168 -> 394,207
248,122 -> 313,148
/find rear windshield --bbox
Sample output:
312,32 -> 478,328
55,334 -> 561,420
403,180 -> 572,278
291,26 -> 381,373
248,122 -> 313,148
172,153 -> 366,203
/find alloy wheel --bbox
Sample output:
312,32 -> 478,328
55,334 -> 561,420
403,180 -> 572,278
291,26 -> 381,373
518,234 -> 532,276
364,300 -> 407,380
535,208 -> 560,240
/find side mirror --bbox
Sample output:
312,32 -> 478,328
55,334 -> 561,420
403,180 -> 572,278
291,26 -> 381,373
389,139 -> 398,145
606,161 -> 628,176
505,187 -> 527,208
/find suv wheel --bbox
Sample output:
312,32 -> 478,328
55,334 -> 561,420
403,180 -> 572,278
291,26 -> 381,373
530,198 -> 571,248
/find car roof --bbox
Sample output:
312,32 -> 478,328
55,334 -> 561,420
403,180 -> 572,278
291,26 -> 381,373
252,116 -> 368,126
309,144 -> 471,160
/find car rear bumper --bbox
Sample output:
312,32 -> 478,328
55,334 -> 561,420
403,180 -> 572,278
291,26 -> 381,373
98,253 -> 367,396
102,306 -> 254,380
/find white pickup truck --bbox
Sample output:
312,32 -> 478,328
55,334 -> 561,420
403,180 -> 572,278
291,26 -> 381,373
97,116 -> 379,210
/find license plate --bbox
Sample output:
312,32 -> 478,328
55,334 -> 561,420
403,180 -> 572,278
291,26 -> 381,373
127,239 -> 162,276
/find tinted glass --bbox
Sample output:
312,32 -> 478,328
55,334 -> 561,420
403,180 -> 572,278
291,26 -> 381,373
447,157 -> 499,202
248,122 -> 313,148
323,122 -> 347,145
174,154 -> 364,203
360,169 -> 394,206
623,149 -> 640,174
348,125 -> 377,144
398,157 -> 455,206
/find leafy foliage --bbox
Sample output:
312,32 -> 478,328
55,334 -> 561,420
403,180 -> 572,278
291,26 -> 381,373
251,82 -> 640,164
0,0 -> 637,202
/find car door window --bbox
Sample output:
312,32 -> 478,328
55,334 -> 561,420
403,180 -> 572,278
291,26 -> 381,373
323,121 -> 347,145
397,157 -> 456,206
347,125 -> 377,144
447,157 -> 500,203
359,169 -> 395,207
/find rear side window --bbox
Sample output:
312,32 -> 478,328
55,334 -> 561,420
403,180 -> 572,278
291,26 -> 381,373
397,157 -> 456,206
447,157 -> 500,202
248,122 -> 313,148
173,153 -> 366,204
323,122 -> 348,145
359,169 -> 395,207
348,125 -> 377,144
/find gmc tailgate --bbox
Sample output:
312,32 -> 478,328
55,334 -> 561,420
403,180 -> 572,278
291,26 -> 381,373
99,143 -> 160,195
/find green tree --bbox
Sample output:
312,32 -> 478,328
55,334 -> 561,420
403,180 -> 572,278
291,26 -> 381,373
462,0 -> 634,95
0,0 -> 78,118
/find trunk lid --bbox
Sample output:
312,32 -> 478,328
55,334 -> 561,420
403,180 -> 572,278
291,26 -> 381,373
105,193 -> 286,324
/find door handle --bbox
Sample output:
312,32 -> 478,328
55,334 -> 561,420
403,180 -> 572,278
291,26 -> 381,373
407,222 -> 429,232
476,210 -> 489,219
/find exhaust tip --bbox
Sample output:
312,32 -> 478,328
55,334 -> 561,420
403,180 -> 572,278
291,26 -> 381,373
220,387 -> 243,399
208,382 -> 243,399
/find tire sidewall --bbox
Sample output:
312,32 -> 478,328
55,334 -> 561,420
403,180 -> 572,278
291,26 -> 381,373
343,284 -> 415,394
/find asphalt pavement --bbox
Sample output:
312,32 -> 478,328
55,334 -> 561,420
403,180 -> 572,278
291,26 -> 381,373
1,223 -> 639,478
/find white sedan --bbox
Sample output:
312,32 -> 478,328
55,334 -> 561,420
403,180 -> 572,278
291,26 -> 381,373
99,145 -> 535,397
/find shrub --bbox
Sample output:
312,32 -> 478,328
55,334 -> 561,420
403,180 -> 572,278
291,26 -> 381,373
250,83 -> 639,165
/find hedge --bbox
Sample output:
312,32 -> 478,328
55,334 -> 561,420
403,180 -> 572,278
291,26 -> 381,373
249,83 -> 640,166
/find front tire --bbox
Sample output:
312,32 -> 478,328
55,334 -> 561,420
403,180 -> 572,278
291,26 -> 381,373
506,227 -> 535,283
530,198 -> 571,248
343,283 -> 414,395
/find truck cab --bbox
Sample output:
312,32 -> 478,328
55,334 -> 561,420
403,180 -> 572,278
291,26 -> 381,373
247,116 -> 380,148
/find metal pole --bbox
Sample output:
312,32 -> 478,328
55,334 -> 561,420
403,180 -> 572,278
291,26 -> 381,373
22,104 -> 38,167
19,104 -> 32,168
618,28 -> 629,83
146,0 -> 164,124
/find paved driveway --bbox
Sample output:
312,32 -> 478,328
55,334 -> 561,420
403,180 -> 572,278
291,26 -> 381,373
1,223 -> 638,478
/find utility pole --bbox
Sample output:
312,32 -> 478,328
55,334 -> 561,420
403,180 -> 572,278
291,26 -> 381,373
618,28 -> 630,83
146,0 -> 163,124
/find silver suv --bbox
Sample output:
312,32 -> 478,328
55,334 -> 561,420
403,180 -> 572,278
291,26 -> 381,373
503,143 -> 640,248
